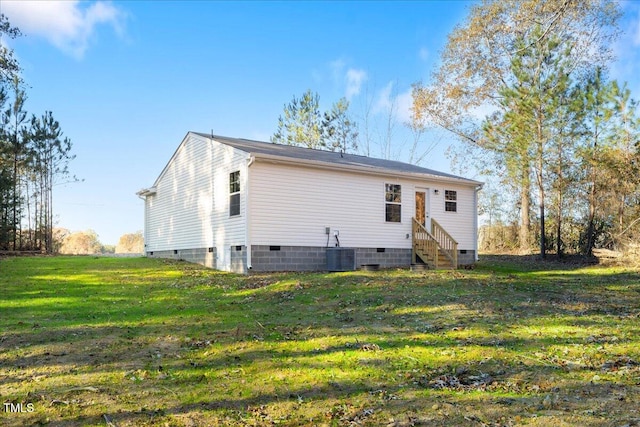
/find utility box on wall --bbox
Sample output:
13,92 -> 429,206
326,248 -> 356,272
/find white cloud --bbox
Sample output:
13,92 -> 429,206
330,58 -> 346,82
418,47 -> 429,62
2,0 -> 125,59
372,81 -> 415,124
345,68 -> 367,100
325,59 -> 368,100
395,89 -> 413,124
373,80 -> 395,114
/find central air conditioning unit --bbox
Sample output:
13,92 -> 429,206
326,247 -> 356,272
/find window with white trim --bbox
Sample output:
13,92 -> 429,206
229,171 -> 240,217
385,183 -> 401,222
445,190 -> 457,212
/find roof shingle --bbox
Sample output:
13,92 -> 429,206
193,132 -> 481,185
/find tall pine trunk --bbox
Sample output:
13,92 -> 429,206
519,165 -> 531,253
556,186 -> 563,259
585,180 -> 597,256
537,108 -> 546,259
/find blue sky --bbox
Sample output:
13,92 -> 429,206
2,1 -> 640,245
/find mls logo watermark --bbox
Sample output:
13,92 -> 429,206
3,402 -> 35,413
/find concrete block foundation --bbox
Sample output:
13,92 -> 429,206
147,247 -> 216,269
147,246 -> 475,274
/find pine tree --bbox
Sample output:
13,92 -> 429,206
485,26 -> 576,258
30,111 -> 74,253
1,76 -> 29,250
412,0 -> 621,255
272,91 -> 358,153
271,89 -> 323,149
322,98 -> 358,153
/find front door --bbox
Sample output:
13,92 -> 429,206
415,189 -> 430,230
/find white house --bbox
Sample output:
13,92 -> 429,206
137,132 -> 482,273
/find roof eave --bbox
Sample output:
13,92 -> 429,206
250,152 -> 482,186
136,187 -> 157,197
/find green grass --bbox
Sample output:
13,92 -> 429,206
1,255 -> 639,426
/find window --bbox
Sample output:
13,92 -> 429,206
385,183 -> 401,222
445,190 -> 457,212
229,171 -> 240,216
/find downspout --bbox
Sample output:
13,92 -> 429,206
474,184 -> 483,261
206,135 -> 218,267
245,154 -> 255,271
137,192 -> 148,254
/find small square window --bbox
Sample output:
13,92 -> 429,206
230,193 -> 240,217
445,190 -> 457,212
385,204 -> 401,222
385,184 -> 401,203
229,171 -> 240,193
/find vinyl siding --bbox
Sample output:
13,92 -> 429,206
210,140 -> 247,271
145,134 -> 214,251
427,184 -> 477,249
248,161 -> 478,250
144,134 -> 247,270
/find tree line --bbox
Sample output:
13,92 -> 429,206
0,15 -> 76,253
411,0 -> 639,258
54,229 -> 144,255
271,86 -> 436,165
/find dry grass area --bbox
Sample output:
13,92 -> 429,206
0,255 -> 639,426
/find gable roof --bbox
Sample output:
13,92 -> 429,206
193,132 -> 482,186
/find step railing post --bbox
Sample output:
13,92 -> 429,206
429,218 -> 459,269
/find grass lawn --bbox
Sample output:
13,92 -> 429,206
0,256 -> 639,426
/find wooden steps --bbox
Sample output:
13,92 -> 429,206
413,248 -> 455,270
412,218 -> 458,270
